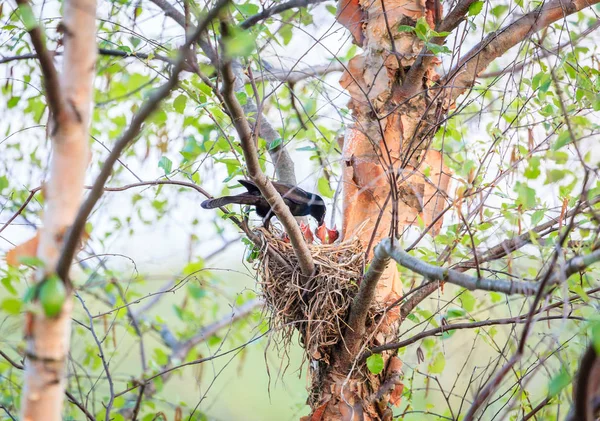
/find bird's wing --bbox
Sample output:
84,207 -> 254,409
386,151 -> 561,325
238,179 -> 260,193
271,181 -> 311,204
201,194 -> 262,209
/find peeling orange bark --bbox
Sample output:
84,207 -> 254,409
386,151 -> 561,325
308,0 -> 450,419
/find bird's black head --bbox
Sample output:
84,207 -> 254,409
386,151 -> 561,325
309,194 -> 326,226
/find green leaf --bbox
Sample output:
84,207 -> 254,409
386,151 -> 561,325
545,169 -> 566,184
267,137 -> 283,151
1,277 -> 17,295
366,354 -> 384,375
397,25 -> 414,33
7,96 -> 20,109
18,4 -> 37,31
317,177 -> 334,199
39,276 -> 66,318
468,1 -> 484,16
446,308 -> 466,319
158,156 -> 173,174
460,290 -> 476,312
548,369 -> 570,397
173,94 -> 187,113
523,157 -> 540,179
553,131 -> 571,150
414,17 -> 430,40
531,209 -> 545,226
516,182 -> 536,209
0,175 -> 8,193
1,298 -> 22,315
225,28 -> 257,57
429,352 -> 446,374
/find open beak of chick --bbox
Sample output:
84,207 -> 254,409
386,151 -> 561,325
315,224 -> 339,244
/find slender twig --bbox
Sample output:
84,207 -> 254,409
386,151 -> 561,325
55,0 -> 230,282
65,390 -> 95,421
240,0 -> 326,29
362,315 -> 585,361
75,293 -> 115,421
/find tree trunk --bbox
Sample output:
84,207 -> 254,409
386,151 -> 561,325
20,0 -> 97,419
306,0 -> 449,419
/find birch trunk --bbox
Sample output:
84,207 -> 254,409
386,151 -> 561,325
20,0 -> 97,419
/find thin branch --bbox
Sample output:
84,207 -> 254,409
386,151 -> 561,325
362,315 -> 584,360
340,239 -> 390,368
250,62 -> 344,84
383,238 -> 600,296
0,187 -> 42,234
240,0 -> 327,29
219,39 -> 314,276
441,0 -> 600,103
55,0 -> 230,282
481,18 -> 600,78
65,390 -> 95,421
15,0 -> 64,121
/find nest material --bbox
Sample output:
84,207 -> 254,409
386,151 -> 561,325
256,227 -> 368,364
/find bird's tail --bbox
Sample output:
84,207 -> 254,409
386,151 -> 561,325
201,194 -> 259,209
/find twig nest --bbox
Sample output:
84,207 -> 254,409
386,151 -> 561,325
256,227 -> 365,364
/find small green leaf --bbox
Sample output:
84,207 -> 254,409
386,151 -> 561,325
317,177 -> 334,199
1,277 -> 17,295
553,131 -> 571,150
468,1 -> 484,16
173,94 -> 187,113
366,354 -> 384,375
429,352 -> 446,374
158,156 -> 173,174
1,298 -> 22,315
397,25 -> 414,32
7,96 -> 20,109
446,308 -> 466,319
39,276 -> 66,318
548,369 -> 570,397
18,4 -> 37,31
267,137 -> 283,151
545,169 -> 566,184
0,175 -> 8,193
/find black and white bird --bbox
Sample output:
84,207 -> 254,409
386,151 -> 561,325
201,179 -> 326,229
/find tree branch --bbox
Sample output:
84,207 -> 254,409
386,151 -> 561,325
55,0 -> 230,281
441,0 -> 600,103
15,0 -> 64,122
340,239 -> 390,368
240,0 -> 327,29
362,315 -> 584,360
219,48 -> 315,276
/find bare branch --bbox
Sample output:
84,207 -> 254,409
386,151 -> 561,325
341,239 -> 390,368
240,0 -> 327,29
250,62 -> 344,84
442,0 -> 600,103
362,315 -> 584,360
481,18 -> 600,78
